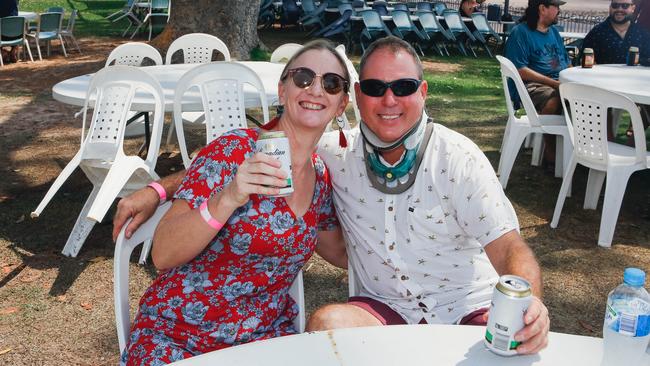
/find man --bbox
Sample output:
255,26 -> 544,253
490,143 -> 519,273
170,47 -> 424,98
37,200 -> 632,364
583,0 -> 650,64
504,0 -> 570,167
0,0 -> 19,63
582,0 -> 650,142
113,37 -> 550,355
504,0 -> 570,116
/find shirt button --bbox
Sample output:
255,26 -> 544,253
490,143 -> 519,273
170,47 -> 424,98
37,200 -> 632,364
388,206 -> 393,211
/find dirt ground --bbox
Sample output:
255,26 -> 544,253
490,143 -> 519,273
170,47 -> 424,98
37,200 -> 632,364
0,32 -> 649,365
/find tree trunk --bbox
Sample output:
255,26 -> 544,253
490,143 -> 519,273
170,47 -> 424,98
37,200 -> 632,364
151,0 -> 261,60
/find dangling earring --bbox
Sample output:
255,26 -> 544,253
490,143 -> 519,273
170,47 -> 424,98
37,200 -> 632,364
336,115 -> 347,148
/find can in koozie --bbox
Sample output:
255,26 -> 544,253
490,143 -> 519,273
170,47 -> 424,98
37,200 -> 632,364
627,46 -> 640,66
256,131 -> 293,196
484,275 -> 532,356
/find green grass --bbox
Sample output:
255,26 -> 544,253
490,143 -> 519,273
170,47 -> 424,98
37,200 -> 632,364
19,0 -> 130,37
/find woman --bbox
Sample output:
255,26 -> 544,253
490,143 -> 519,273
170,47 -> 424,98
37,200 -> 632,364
459,0 -> 479,33
121,40 -> 350,365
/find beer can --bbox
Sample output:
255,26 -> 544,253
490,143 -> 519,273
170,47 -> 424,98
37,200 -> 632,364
484,275 -> 532,356
256,131 -> 293,196
627,46 -> 639,66
582,48 -> 594,68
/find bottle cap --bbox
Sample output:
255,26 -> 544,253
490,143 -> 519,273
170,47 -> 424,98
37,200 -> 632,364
629,46 -> 639,52
623,267 -> 646,287
583,48 -> 594,54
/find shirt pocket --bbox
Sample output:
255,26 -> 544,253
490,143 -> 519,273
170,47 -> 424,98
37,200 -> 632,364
406,205 -> 449,242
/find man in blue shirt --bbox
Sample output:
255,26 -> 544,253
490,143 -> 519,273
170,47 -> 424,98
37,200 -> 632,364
504,0 -> 570,165
582,0 -> 650,64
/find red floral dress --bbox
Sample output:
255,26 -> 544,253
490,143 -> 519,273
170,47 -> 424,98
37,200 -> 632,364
121,127 -> 338,366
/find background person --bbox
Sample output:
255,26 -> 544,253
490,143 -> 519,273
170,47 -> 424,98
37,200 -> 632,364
0,0 -> 19,63
504,0 -> 571,168
582,0 -> 650,143
119,40 -> 350,365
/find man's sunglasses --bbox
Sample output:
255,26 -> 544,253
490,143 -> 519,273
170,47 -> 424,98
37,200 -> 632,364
359,78 -> 422,97
283,67 -> 349,95
611,2 -> 633,9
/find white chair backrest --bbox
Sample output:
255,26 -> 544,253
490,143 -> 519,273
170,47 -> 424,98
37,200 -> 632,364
105,42 -> 163,67
80,66 -> 165,167
173,62 -> 270,168
496,55 -> 543,127
336,44 -> 360,126
114,202 -> 306,353
165,33 -> 231,64
559,82 -> 647,166
270,43 -> 303,63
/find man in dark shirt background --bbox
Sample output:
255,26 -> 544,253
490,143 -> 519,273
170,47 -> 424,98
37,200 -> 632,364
1,0 -> 19,63
583,0 -> 650,63
582,0 -> 650,143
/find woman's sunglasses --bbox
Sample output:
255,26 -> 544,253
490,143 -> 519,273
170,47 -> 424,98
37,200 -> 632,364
611,2 -> 632,9
283,67 -> 349,95
359,78 -> 422,97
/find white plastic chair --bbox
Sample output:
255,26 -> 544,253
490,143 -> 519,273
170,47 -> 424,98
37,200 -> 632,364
172,62 -> 271,168
270,42 -> 302,63
495,55 -> 572,189
164,33 -> 233,146
114,201 -> 306,353
30,66 -> 166,257
105,42 -> 163,67
165,33 -> 231,65
105,42 -> 164,140
60,9 -> 81,54
551,83 -> 649,247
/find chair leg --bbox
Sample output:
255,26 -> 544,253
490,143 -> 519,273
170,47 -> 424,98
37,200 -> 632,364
58,35 -> 67,57
530,133 -> 544,166
34,38 -> 43,61
597,170 -> 633,247
61,185 -> 100,257
498,125 -> 528,189
122,23 -> 132,37
31,153 -> 82,218
24,38 -> 34,62
165,121 -> 176,148
558,134 -> 573,197
584,169 -> 606,210
550,155 -> 578,229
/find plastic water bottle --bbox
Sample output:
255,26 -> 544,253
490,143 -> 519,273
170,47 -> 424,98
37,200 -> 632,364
601,268 -> 650,366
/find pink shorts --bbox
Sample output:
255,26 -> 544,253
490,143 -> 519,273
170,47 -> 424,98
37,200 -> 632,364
348,296 -> 488,326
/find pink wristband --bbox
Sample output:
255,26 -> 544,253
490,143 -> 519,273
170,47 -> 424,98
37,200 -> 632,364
147,182 -> 167,203
199,200 -> 224,231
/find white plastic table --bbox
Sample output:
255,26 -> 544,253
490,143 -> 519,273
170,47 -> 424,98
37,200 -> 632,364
166,324 -> 648,366
52,61 -> 284,112
559,64 -> 650,105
